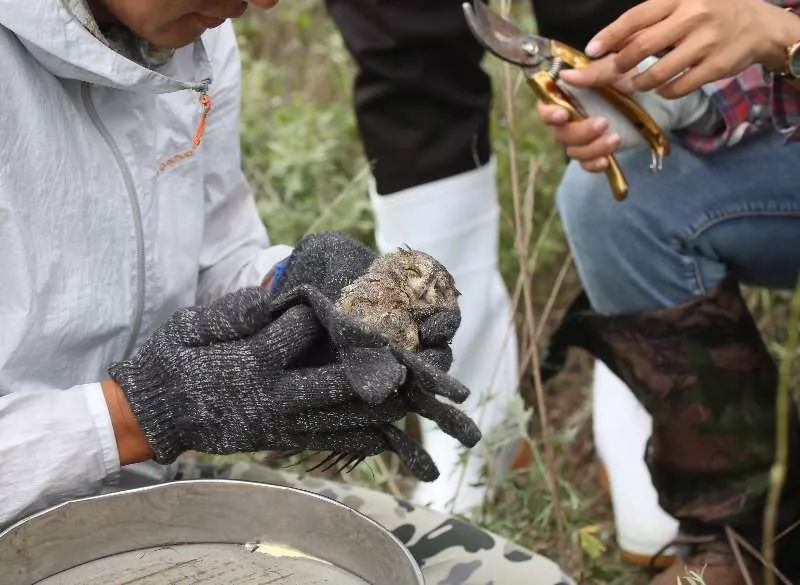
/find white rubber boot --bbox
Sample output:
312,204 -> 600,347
592,361 -> 679,566
370,160 -> 519,515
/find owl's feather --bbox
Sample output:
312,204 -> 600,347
337,248 -> 460,351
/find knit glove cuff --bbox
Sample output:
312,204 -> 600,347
109,288 -> 281,463
108,341 -> 184,464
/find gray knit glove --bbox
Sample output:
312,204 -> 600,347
271,232 -> 380,301
271,284 -> 480,442
109,286 -> 479,481
272,232 -> 460,372
265,232 -> 479,478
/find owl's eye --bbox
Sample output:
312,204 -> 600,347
404,267 -> 422,277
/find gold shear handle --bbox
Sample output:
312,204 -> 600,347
528,70 -> 629,201
594,86 -> 670,169
549,41 -> 671,168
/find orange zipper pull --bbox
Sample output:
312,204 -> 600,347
192,92 -> 212,149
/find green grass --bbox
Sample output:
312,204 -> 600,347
236,4 -> 373,246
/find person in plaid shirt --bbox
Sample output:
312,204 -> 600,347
550,0 -> 800,154
538,0 -> 800,583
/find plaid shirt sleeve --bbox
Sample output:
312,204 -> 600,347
772,74 -> 800,141
680,0 -> 800,152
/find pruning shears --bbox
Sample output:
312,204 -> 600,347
462,1 -> 670,201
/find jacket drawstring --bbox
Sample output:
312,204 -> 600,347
192,90 -> 212,149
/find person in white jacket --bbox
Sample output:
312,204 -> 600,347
0,1 -> 574,583
0,0 -> 308,523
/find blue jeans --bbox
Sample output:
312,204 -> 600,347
557,132 -> 800,314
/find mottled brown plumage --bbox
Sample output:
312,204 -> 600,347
337,248 -> 460,351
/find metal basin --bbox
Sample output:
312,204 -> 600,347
0,479 -> 424,585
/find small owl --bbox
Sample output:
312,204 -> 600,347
337,248 -> 460,351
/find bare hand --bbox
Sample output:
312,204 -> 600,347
569,0 -> 800,98
537,101 -> 621,172
539,55 -> 630,173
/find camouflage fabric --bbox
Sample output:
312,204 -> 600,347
543,279 -> 800,535
176,458 -> 573,585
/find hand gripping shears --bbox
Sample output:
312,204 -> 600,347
462,1 -> 670,200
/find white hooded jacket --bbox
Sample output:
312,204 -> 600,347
0,1 -> 291,528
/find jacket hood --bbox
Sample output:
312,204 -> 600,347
0,0 -> 212,93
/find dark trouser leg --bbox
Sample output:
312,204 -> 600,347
325,0 -> 492,195
545,278 -> 800,580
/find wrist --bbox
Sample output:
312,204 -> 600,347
261,270 -> 275,290
759,4 -> 800,72
262,256 -> 292,293
108,358 -> 184,464
101,378 -> 154,465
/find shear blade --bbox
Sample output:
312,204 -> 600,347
462,1 -> 548,67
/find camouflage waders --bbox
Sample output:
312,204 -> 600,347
544,279 -> 800,576
176,458 -> 573,585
